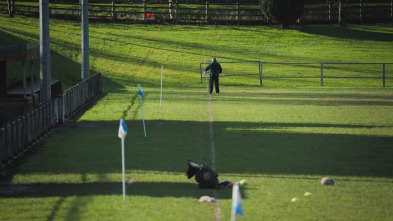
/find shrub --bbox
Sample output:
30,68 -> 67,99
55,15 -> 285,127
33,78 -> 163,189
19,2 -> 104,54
260,0 -> 304,28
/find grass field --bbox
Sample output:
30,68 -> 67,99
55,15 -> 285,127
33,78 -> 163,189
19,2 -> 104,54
1,15 -> 393,220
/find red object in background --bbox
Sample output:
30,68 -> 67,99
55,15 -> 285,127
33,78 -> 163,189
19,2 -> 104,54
147,13 -> 153,18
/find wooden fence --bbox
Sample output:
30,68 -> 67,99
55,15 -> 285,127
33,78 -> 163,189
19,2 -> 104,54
0,73 -> 102,169
1,0 -> 392,24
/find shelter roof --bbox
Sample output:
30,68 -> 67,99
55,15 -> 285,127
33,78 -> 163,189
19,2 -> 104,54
0,42 -> 39,61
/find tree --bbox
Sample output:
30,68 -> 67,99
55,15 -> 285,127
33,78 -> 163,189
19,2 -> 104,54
259,0 -> 304,28
7,0 -> 15,18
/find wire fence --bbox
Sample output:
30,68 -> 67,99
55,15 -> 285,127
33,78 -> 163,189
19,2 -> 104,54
200,61 -> 393,87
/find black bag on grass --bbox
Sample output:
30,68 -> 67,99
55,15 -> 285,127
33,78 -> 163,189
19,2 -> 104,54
187,160 -> 219,189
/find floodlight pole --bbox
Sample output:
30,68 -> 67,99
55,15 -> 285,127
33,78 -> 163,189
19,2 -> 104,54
40,0 -> 51,103
81,0 -> 90,80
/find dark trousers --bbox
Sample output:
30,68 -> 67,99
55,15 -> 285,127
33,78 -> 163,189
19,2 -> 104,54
209,76 -> 219,93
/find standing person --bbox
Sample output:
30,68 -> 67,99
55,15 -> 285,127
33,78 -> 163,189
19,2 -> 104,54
204,57 -> 222,94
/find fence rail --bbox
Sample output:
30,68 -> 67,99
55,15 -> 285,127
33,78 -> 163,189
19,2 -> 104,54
0,73 -> 102,169
260,62 -> 393,87
1,0 -> 392,24
200,62 -> 393,87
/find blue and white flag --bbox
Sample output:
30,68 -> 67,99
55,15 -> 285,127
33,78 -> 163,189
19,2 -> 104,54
138,84 -> 144,97
118,118 -> 129,139
231,182 -> 244,220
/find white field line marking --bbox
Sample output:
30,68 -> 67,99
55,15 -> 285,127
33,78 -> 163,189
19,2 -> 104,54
207,92 -> 221,221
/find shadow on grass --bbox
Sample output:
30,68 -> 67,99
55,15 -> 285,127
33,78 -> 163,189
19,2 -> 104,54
0,181 -> 234,199
300,25 -> 393,42
10,119 -> 393,179
145,89 -> 393,106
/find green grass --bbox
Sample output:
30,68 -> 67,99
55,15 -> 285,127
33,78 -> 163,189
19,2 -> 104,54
1,15 -> 393,220
1,16 -> 393,88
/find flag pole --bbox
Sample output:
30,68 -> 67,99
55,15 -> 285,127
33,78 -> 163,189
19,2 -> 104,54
231,182 -> 244,221
231,183 -> 238,221
121,137 -> 126,201
118,118 -> 128,201
160,65 -> 163,107
140,94 -> 146,138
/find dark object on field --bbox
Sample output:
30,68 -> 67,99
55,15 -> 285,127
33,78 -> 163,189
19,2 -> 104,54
187,160 -> 219,189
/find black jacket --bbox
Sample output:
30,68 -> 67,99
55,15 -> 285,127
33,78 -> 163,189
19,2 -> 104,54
205,61 -> 222,77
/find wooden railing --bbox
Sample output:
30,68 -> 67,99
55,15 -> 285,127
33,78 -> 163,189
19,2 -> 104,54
1,1 -> 392,24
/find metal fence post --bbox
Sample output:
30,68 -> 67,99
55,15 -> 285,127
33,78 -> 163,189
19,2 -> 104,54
16,118 -> 23,154
11,122 -> 16,158
383,63 -> 386,87
57,94 -> 64,123
0,127 -> 6,166
200,64 -> 203,83
26,112 -> 32,145
320,63 -> 324,86
6,124 -> 12,162
259,61 -> 263,86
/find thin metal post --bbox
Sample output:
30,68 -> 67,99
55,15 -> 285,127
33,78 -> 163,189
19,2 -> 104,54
383,63 -> 386,87
320,63 -> 324,86
30,60 -> 34,97
200,63 -> 203,83
0,61 -> 6,95
22,61 -> 26,98
160,65 -> 163,107
259,61 -> 262,86
121,137 -> 126,201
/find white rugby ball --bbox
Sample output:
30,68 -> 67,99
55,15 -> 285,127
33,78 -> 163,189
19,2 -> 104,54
321,177 -> 335,185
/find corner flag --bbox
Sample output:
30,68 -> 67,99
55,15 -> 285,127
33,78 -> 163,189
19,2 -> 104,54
138,84 -> 146,137
118,118 -> 129,201
231,182 -> 244,221
118,118 -> 128,139
138,84 -> 144,97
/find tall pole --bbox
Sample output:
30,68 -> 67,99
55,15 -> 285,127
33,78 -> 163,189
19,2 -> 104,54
81,0 -> 89,80
40,0 -> 51,103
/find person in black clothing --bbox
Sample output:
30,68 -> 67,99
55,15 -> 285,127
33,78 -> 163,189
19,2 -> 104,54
204,57 -> 222,94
